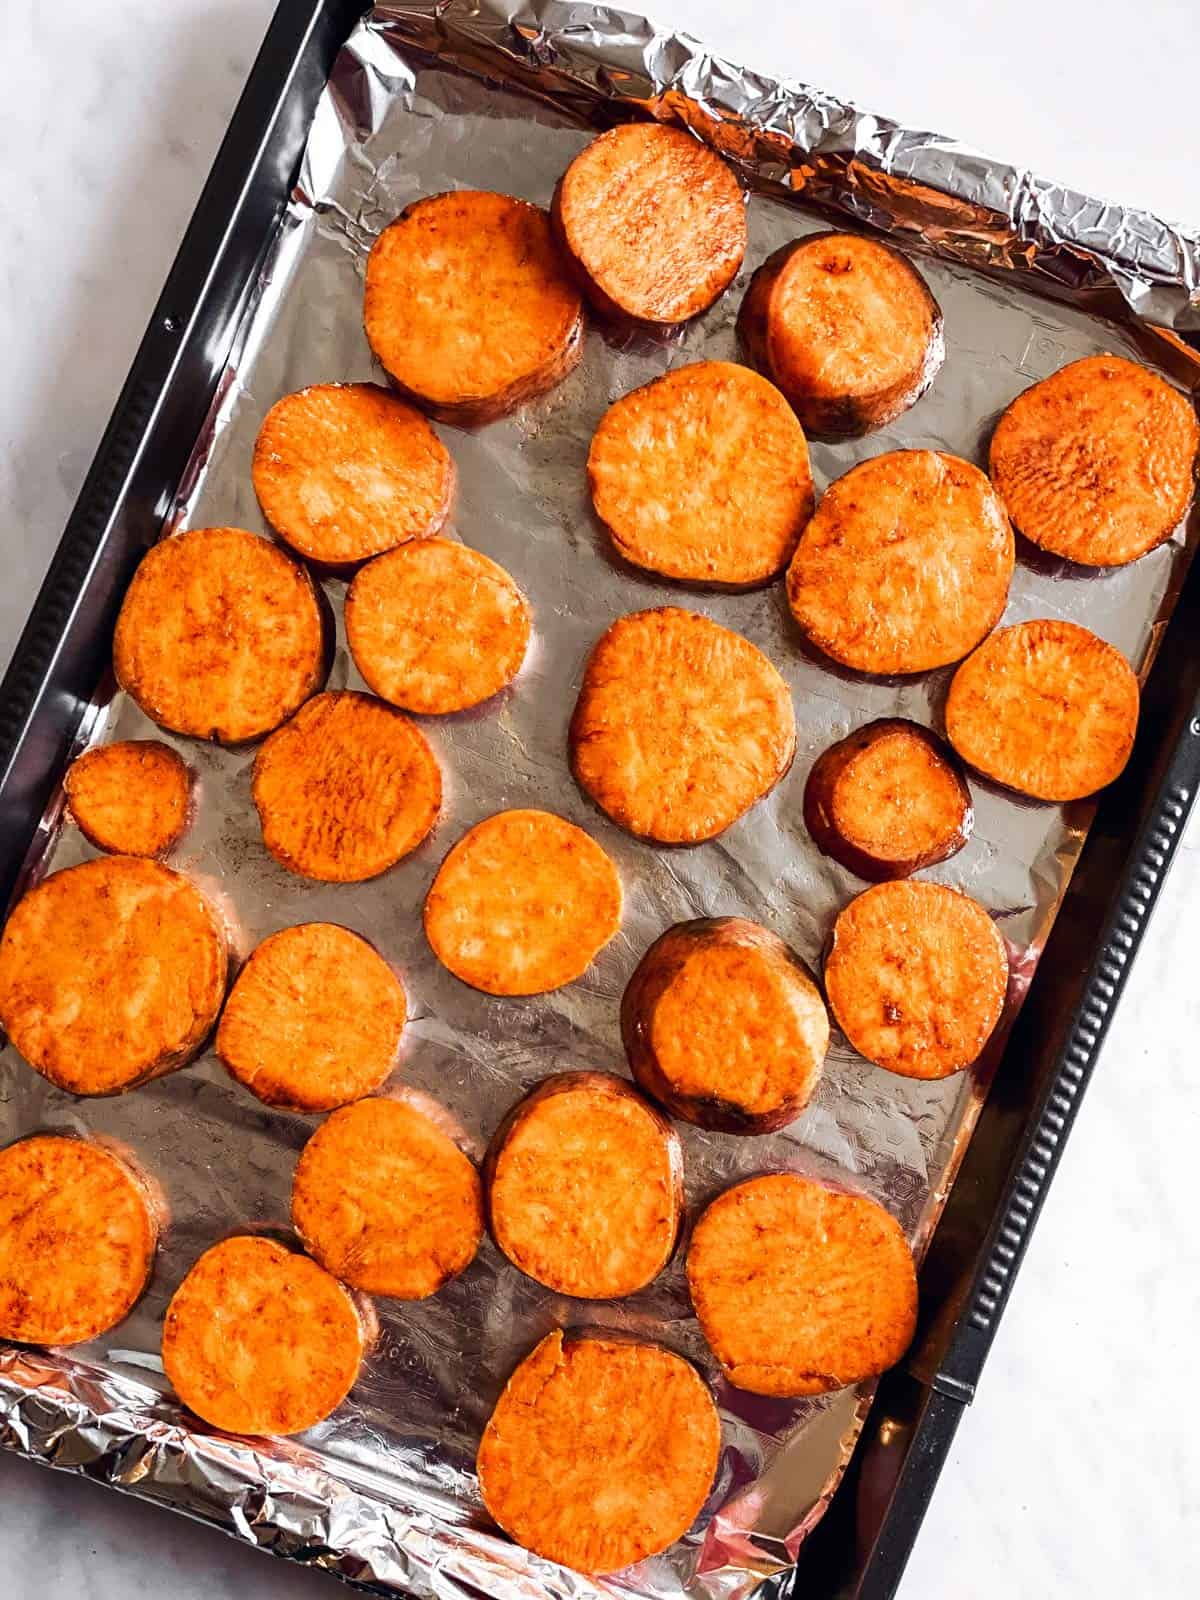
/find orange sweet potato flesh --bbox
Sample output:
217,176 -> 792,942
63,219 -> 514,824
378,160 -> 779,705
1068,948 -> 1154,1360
989,354 -> 1198,567
484,1072 -> 683,1298
824,880 -> 1008,1080
292,1097 -> 482,1298
570,607 -> 796,843
477,1329 -> 720,1573
945,618 -> 1139,801
588,360 -> 814,588
787,450 -> 1014,674
687,1173 -> 917,1396
0,857 -> 227,1096
64,739 -> 192,857
0,1135 -> 157,1345
162,1235 -> 366,1437
252,382 -> 455,568
113,527 -> 328,744
622,918 -> 828,1133
216,922 -> 406,1112
364,191 -> 584,425
252,690 -> 441,882
553,124 -> 746,326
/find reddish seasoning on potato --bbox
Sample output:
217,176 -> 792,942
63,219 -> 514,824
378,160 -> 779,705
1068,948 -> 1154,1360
64,739 -> 192,858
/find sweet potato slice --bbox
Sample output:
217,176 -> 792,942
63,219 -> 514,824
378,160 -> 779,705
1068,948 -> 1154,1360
687,1173 -> 916,1396
364,191 -> 584,425
252,382 -> 455,568
161,1235 -> 366,1436
786,451 -> 1014,674
424,809 -> 621,995
478,1329 -> 720,1573
622,918 -> 827,1133
64,739 -> 192,857
570,607 -> 795,843
804,719 -> 972,880
252,690 -> 441,882
345,539 -> 531,713
216,923 -> 406,1112
292,1097 -> 482,1298
484,1073 -> 683,1298
824,880 -> 1007,1079
112,526 -> 327,744
989,354 -> 1199,567
587,361 -> 814,588
0,857 -> 227,1096
0,1135 -> 157,1345
553,124 -> 746,325
945,619 -> 1139,801
738,232 -> 944,437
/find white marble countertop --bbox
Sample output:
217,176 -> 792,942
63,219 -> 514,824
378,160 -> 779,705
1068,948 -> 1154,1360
2,2 -> 1198,1595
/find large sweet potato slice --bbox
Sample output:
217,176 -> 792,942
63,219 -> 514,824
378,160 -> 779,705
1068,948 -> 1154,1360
64,739 -> 192,858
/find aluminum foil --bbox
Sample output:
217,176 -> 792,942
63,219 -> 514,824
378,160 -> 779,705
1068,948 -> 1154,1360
3,3 -> 1199,1597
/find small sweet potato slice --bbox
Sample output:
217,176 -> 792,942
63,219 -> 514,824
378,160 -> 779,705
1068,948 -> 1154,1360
161,1235 -> 366,1437
64,739 -> 192,857
804,719 -> 972,880
252,690 -> 441,882
989,354 -> 1199,567
738,232 -> 944,437
252,382 -> 455,568
484,1073 -> 683,1298
292,1097 -> 482,1298
687,1173 -> 916,1396
622,918 -> 827,1133
478,1329 -> 720,1573
364,191 -> 584,425
824,880 -> 1007,1079
787,451 -> 1014,674
113,526 -> 327,744
553,123 -> 746,326
0,1134 -> 157,1345
345,539 -> 531,713
0,857 -> 227,1096
216,923 -> 406,1112
570,607 -> 795,843
424,809 -> 621,995
945,619 -> 1139,801
587,360 -> 814,588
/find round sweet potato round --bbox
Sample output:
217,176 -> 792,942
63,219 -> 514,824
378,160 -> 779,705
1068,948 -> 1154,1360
64,739 -> 192,857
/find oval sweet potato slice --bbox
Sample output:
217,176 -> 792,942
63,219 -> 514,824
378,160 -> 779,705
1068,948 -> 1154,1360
824,879 -> 1007,1079
687,1172 -> 916,1396
113,526 -> 327,744
162,1234 -> 366,1437
484,1073 -> 683,1299
787,451 -> 1014,675
989,354 -> 1199,567
424,809 -> 621,995
364,191 -> 584,425
804,719 -> 973,881
292,1097 -> 482,1298
570,607 -> 796,844
252,382 -> 455,568
945,619 -> 1139,801
0,857 -> 227,1096
252,690 -> 441,882
0,1134 -> 157,1345
345,539 -> 531,713
478,1329 -> 720,1573
621,918 -> 828,1133
64,739 -> 192,857
738,232 -> 944,437
216,923 -> 406,1112
553,124 -> 746,325
587,361 -> 814,588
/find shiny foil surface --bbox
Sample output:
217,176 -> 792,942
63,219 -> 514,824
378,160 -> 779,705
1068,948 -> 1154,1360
2,3 -> 1199,1597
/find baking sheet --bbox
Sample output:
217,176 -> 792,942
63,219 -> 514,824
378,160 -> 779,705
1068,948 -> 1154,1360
3,4 -> 1199,1599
